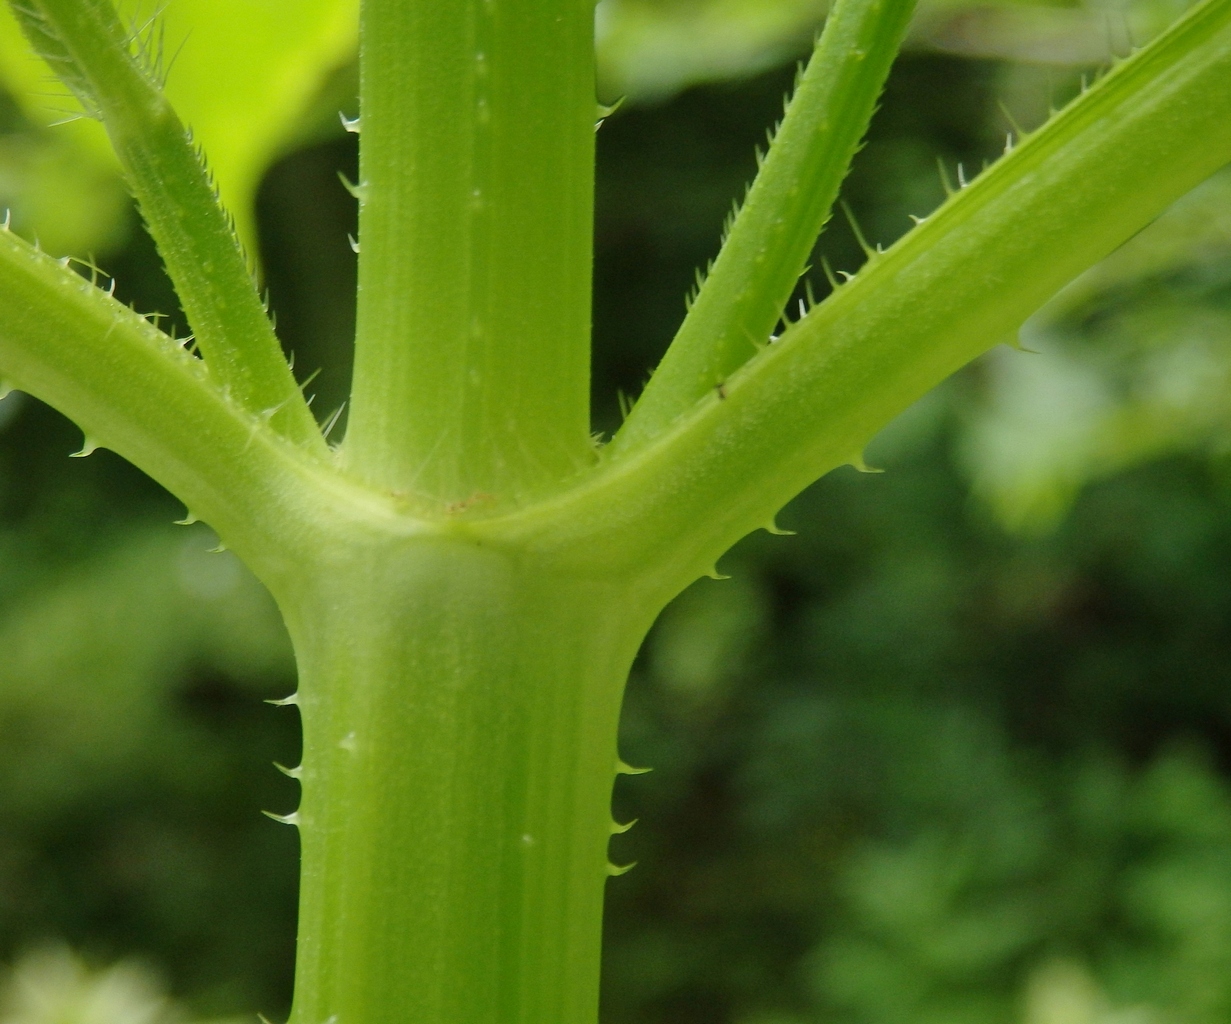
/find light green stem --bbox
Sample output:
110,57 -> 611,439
491,0 -> 1231,596
613,0 -> 917,455
279,538 -> 651,1024
0,223 -> 328,570
0,3 -> 1230,1024
345,0 -> 597,504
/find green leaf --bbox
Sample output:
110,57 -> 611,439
0,0 -> 357,247
0,127 -> 130,255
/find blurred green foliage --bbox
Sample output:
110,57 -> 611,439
594,0 -> 1197,100
0,946 -> 244,1024
962,168 -> 1231,533
3,5 -> 1231,1024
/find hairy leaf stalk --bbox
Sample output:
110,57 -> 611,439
12,0 -> 322,447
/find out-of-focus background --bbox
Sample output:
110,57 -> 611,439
2,0 -> 1231,1021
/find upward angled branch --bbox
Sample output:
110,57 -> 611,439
493,0 -> 1231,600
611,0 -> 917,455
9,0 -> 326,451
0,225 -> 331,578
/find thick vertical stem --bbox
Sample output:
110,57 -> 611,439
345,0 -> 597,504
280,537 -> 649,1024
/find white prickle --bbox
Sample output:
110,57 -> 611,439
847,451 -> 883,474
69,436 -> 100,458
337,171 -> 369,203
763,518 -> 795,537
321,403 -> 347,442
596,98 -> 624,121
615,759 -> 652,776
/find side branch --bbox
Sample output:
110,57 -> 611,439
0,229 -> 328,579
10,0 -> 325,450
612,0 -> 917,454
491,0 -> 1231,599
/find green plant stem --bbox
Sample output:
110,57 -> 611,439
279,540 -> 650,1024
9,0 -> 324,449
490,0 -> 1231,598
345,0 -> 597,504
0,226 -> 328,570
613,0 -> 916,454
1,3 -> 1231,1022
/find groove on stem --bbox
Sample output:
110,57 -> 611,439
346,0 -> 597,505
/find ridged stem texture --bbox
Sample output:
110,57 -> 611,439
0,2 -> 1229,1024
345,0 -> 597,503
281,541 -> 652,1024
500,0 -> 1231,597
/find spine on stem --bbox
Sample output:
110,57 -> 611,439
497,0 -> 1231,594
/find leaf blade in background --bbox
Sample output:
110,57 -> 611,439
0,0 -> 357,250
